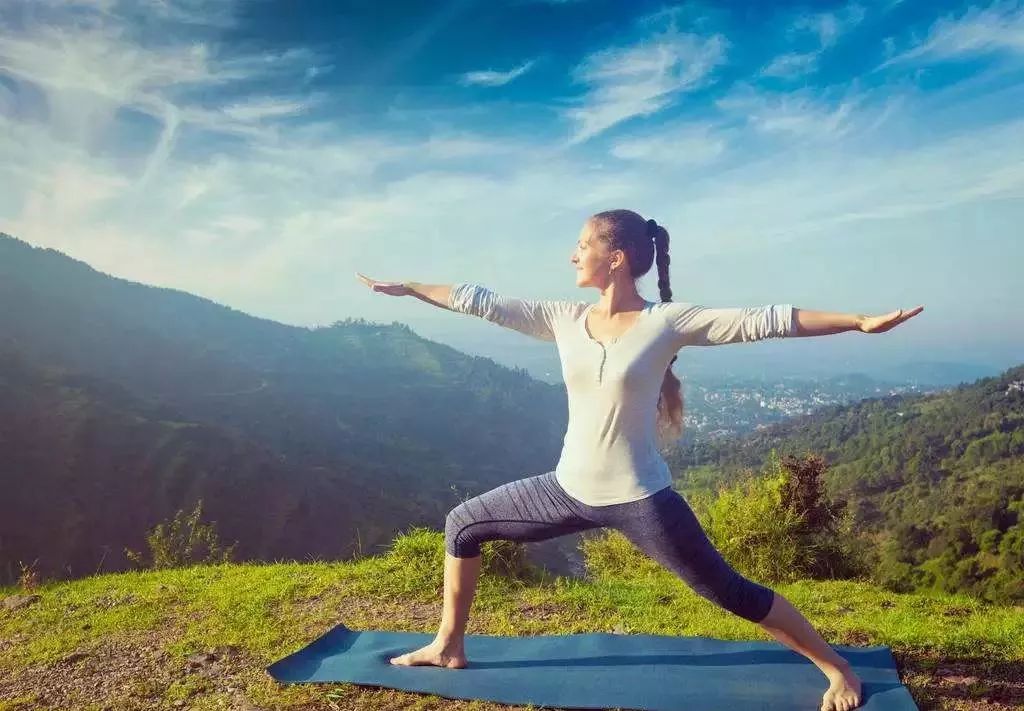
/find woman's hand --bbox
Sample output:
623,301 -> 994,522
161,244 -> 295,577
356,272 -> 414,297
857,305 -> 924,334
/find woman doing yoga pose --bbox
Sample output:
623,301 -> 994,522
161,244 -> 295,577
356,209 -> 923,711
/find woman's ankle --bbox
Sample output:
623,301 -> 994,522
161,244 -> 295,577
822,657 -> 853,677
434,629 -> 465,647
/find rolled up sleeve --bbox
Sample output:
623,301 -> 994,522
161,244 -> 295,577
448,282 -> 566,342
665,301 -> 796,347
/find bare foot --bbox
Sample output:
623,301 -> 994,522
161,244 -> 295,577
821,662 -> 862,711
389,638 -> 467,669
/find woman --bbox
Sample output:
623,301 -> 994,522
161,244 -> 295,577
356,209 -> 923,711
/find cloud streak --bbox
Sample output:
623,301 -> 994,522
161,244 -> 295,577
880,0 -> 1024,67
564,26 -> 728,144
758,1 -> 867,80
458,59 -> 537,86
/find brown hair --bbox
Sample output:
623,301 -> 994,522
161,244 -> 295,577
588,209 -> 684,446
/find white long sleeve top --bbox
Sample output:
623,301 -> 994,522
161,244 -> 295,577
447,283 -> 797,505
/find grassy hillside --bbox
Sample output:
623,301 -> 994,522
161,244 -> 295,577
1,529 -> 1022,711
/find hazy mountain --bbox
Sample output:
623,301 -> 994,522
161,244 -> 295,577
0,233 -> 572,583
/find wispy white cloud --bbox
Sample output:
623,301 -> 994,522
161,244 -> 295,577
880,0 -> 1024,67
564,26 -> 728,144
758,1 -> 866,80
0,0 -> 550,316
789,2 -> 866,48
882,35 -> 897,60
609,121 -> 726,166
220,97 -> 318,123
0,19 -> 321,141
715,82 -> 878,142
758,51 -> 820,79
0,0 -> 328,188
749,117 -> 1024,239
458,59 -> 537,87
136,0 -> 237,27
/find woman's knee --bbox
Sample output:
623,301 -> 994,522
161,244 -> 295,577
706,572 -> 775,623
444,505 -> 482,558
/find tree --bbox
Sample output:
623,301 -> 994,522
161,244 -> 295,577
778,451 -> 864,579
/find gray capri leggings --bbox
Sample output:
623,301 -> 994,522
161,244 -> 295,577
445,470 -> 775,624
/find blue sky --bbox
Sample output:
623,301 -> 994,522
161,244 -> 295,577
1,0 -> 1022,376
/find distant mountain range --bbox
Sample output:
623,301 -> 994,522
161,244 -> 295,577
0,233 -> 572,584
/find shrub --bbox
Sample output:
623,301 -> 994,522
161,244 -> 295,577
689,458 -> 808,583
583,450 -> 868,585
381,527 -> 544,596
17,559 -> 40,592
580,527 -> 665,581
124,499 -> 237,570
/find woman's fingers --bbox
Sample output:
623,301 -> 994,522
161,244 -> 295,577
861,305 -> 924,333
892,306 -> 924,328
356,271 -> 385,290
355,271 -> 409,296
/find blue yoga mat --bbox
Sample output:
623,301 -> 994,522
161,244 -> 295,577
266,622 -> 918,710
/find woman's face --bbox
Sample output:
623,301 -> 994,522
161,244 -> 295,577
571,222 -> 618,288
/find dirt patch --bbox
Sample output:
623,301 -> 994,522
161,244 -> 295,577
896,650 -> 1024,711
838,629 -> 874,646
304,594 -> 447,633
512,600 -> 564,622
0,627 -> 268,711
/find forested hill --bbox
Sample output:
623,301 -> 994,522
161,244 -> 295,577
669,364 -> 1024,602
0,232 -> 571,584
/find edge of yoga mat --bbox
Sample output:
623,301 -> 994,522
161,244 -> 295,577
266,622 -> 920,711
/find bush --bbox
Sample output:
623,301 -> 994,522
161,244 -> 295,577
381,527 -> 544,596
688,459 -> 806,584
580,527 -> 665,581
689,450 -> 867,584
125,499 -> 237,570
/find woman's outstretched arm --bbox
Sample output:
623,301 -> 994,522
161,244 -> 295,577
662,299 -> 925,348
792,308 -> 863,337
356,273 -> 568,342
356,273 -> 453,309
794,305 -> 925,336
402,281 -> 456,310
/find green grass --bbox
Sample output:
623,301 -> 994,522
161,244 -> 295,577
1,527 -> 1022,710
